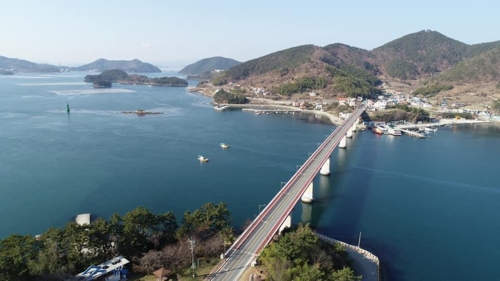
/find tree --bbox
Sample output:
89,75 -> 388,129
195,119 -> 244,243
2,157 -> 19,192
121,206 -> 158,255
330,267 -> 361,281
28,227 -> 74,276
0,234 -> 38,281
492,100 -> 500,115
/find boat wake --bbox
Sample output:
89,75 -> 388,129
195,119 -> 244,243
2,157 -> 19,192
351,165 -> 499,193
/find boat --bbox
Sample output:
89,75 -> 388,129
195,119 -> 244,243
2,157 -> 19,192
387,126 -> 402,136
198,155 -> 209,162
220,143 -> 229,149
372,126 -> 386,135
214,105 -> 229,111
255,111 -> 261,115
424,127 -> 437,132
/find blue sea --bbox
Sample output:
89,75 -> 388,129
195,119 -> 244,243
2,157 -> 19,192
1,72 -> 499,280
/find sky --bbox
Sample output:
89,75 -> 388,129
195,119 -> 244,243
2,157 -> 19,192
1,0 -> 499,69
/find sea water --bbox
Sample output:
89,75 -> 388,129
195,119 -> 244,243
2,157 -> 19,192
0,72 -> 499,280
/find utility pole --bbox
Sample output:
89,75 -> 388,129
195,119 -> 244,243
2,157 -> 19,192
188,237 -> 196,277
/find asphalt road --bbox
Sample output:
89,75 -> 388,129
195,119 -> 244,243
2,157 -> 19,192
209,107 -> 365,281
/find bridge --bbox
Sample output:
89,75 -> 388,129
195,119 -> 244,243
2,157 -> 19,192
209,106 -> 366,281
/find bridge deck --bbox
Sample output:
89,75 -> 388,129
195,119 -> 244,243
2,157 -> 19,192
209,107 -> 365,281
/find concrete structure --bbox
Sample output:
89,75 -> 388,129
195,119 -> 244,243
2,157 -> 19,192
75,213 -> 91,226
208,107 -> 365,281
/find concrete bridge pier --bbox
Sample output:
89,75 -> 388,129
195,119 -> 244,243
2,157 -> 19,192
346,127 -> 353,138
351,123 -> 357,132
320,158 -> 331,176
339,135 -> 347,149
278,215 -> 292,233
301,182 -> 314,203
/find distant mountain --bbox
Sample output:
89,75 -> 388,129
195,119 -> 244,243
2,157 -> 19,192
179,57 -> 240,75
75,58 -> 161,73
0,55 -> 59,73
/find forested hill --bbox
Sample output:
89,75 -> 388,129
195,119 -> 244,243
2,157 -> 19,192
0,55 -> 60,73
373,30 -> 500,80
214,44 -> 382,99
430,47 -> 500,84
75,58 -> 161,73
210,30 -> 500,99
179,56 -> 240,75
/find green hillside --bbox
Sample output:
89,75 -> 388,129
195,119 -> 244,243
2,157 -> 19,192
373,30 -> 468,79
223,45 -> 316,80
432,47 -> 500,84
179,56 -> 240,75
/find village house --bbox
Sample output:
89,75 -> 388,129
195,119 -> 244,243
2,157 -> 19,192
338,97 -> 348,105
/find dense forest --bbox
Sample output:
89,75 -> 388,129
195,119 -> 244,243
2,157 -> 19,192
0,203 -> 233,280
259,224 -> 360,281
213,89 -> 247,104
412,83 -> 453,98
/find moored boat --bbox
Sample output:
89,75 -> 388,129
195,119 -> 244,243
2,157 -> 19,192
387,126 -> 402,136
372,126 -> 386,135
214,105 -> 229,111
220,143 -> 229,149
198,155 -> 209,162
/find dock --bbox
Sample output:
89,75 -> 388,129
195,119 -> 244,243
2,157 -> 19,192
242,108 -> 301,114
399,129 -> 426,138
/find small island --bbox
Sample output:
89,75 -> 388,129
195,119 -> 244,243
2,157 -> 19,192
121,109 -> 163,116
84,69 -> 188,88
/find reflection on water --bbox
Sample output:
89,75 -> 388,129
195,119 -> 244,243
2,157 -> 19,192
301,202 -> 312,223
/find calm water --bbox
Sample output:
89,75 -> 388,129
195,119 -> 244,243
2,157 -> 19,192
1,73 -> 499,280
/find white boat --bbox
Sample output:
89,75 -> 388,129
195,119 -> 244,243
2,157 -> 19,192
387,126 -> 402,136
198,155 -> 209,162
214,105 -> 229,111
220,143 -> 229,149
424,127 -> 437,132
255,111 -> 261,115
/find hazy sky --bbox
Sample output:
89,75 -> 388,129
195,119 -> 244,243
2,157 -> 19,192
1,0 -> 499,68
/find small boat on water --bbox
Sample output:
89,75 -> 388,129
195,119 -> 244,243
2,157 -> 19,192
424,127 -> 438,132
198,155 -> 209,162
220,143 -> 229,149
255,111 -> 261,115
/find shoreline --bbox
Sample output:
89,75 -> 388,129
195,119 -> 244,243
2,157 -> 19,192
224,103 -> 344,125
186,88 -> 496,127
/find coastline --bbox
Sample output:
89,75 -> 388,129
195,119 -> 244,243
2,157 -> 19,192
224,103 -> 343,126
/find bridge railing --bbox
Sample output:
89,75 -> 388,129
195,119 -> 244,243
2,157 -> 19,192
225,107 -> 365,257
254,108 -> 365,253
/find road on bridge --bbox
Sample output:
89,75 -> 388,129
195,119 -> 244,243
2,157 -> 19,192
209,107 -> 365,281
